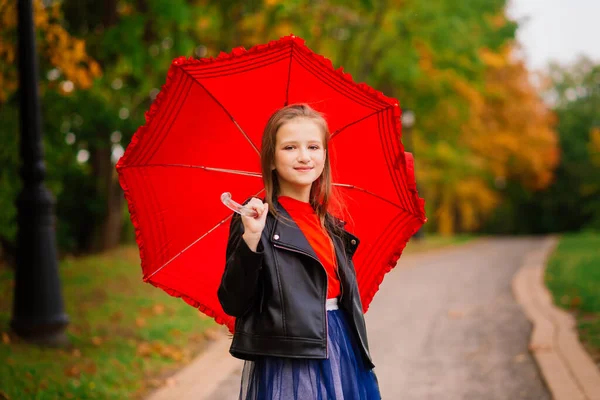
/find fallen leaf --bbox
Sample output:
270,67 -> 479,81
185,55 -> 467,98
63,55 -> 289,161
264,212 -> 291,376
151,342 -> 164,353
160,345 -> 184,361
170,329 -> 182,338
2,333 -> 10,344
148,379 -> 162,388
136,342 -> 153,357
152,304 -> 165,315
447,310 -> 465,319
83,362 -> 97,375
110,311 -> 124,322
135,317 -> 146,328
189,333 -> 205,343
72,349 -> 82,358
64,365 -> 81,378
91,336 -> 103,346
203,328 -> 221,341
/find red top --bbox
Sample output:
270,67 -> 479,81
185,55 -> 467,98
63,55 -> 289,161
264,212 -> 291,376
278,196 -> 341,299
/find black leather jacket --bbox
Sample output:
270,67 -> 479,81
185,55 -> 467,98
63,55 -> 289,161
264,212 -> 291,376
217,199 -> 375,369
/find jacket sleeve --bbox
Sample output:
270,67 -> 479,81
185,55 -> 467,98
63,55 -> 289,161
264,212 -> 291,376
217,212 -> 264,318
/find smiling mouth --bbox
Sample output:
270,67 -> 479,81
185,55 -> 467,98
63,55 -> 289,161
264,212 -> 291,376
294,167 -> 313,171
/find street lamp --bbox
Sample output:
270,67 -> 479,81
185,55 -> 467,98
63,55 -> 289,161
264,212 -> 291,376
401,108 -> 424,239
11,0 -> 69,345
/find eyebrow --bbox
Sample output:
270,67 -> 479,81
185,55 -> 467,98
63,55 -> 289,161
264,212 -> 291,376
279,140 -> 323,145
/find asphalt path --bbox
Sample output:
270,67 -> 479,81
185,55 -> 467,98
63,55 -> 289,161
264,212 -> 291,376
208,238 -> 551,399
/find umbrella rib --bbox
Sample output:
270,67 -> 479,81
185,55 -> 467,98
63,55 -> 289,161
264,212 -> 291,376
181,69 -> 260,156
232,119 -> 260,155
330,106 -> 390,141
144,213 -> 234,282
144,187 -> 266,282
284,44 -> 294,106
118,163 -> 263,178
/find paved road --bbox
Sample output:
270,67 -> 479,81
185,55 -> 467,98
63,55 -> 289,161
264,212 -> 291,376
208,238 -> 551,399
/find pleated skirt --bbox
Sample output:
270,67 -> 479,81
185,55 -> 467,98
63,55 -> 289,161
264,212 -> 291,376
239,300 -> 381,400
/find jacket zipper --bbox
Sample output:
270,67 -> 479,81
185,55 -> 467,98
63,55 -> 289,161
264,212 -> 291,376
273,242 -> 329,359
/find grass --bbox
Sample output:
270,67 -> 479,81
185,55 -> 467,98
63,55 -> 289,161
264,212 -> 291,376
402,233 -> 474,254
545,232 -> 600,365
0,246 -> 218,400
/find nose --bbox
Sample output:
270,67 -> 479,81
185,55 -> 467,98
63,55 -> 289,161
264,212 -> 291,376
297,149 -> 310,163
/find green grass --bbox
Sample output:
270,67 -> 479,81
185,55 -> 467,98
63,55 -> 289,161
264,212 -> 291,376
0,246 -> 217,400
402,234 -> 474,254
545,232 -> 600,364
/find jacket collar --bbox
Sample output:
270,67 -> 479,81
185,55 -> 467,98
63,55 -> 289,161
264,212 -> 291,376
268,200 -> 319,260
268,198 -> 360,258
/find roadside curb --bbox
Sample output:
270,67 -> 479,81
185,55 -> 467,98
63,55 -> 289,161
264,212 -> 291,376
145,332 -> 241,400
513,236 -> 600,400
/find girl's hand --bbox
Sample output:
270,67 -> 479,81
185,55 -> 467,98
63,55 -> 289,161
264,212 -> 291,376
241,198 -> 269,252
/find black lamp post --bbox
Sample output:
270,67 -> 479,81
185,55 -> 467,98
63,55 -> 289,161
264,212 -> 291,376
10,0 -> 69,345
401,108 -> 424,239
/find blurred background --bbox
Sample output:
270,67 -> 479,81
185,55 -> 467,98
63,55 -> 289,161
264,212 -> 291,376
0,0 -> 599,398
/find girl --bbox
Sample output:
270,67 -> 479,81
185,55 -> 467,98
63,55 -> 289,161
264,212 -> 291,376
218,104 -> 381,400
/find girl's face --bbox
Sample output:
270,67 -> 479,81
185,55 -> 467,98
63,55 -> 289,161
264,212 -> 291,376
273,118 -> 326,198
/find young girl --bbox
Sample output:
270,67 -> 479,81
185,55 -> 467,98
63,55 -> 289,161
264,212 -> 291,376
218,104 -> 381,400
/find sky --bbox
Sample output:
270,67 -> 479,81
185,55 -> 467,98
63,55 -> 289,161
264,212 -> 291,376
507,0 -> 600,71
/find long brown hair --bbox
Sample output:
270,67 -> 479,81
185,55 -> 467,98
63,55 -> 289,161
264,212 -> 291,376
261,104 -> 336,229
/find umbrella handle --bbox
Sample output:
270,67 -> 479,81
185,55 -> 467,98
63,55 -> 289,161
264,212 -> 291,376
220,192 -> 259,218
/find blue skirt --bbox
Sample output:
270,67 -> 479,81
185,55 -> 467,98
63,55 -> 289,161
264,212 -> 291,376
239,305 -> 381,400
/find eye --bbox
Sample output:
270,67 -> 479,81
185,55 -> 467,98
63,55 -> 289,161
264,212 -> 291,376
283,145 -> 295,150
309,145 -> 320,150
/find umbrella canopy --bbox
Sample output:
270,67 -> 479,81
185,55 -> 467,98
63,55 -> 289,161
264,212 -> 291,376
116,35 -> 426,332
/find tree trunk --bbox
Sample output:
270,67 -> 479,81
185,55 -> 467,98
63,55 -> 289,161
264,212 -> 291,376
87,146 -> 123,252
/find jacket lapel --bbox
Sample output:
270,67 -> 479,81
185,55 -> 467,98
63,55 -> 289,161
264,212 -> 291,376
267,198 -> 361,260
269,200 -> 320,261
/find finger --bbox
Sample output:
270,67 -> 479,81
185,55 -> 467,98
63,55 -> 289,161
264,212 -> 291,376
248,205 -> 263,218
260,204 -> 269,221
248,197 -> 263,207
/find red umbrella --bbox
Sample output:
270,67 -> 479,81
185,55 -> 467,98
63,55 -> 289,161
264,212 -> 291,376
116,35 -> 426,332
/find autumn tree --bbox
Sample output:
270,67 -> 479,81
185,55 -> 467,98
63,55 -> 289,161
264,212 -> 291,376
495,57 -> 600,233
0,0 -> 100,257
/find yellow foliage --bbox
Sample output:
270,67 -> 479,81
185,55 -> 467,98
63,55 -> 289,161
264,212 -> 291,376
197,16 -> 211,30
479,47 -> 506,69
274,22 -> 294,38
413,42 -> 557,234
0,0 -> 101,103
463,44 -> 559,191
